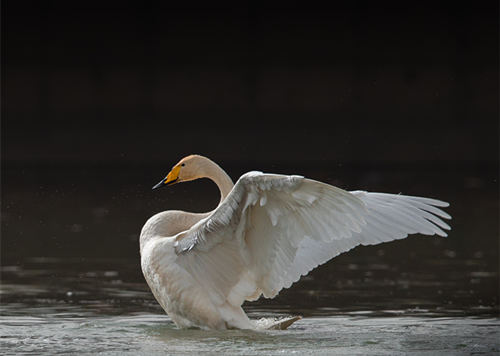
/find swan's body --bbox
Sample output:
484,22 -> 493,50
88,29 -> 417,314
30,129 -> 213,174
140,155 -> 451,330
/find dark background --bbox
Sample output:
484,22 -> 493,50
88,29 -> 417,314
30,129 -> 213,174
1,0 -> 498,286
2,1 -> 498,165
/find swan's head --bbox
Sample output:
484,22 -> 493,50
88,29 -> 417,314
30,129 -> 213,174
152,155 -> 205,190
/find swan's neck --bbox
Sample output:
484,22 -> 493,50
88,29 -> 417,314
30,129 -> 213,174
198,157 -> 234,205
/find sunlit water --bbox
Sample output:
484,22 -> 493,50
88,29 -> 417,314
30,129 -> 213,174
2,312 -> 499,355
1,259 -> 499,355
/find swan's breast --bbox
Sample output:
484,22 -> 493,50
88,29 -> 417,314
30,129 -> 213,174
140,221 -> 225,329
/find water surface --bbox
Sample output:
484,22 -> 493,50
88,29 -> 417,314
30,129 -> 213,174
1,164 -> 498,354
1,257 -> 498,355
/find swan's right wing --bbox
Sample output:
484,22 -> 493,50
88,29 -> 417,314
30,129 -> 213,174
172,172 -> 451,309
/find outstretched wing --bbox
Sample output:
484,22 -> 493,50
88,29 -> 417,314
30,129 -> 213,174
172,171 -> 451,308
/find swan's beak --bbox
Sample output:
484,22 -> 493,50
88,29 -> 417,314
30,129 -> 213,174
152,179 -> 167,190
152,166 -> 181,190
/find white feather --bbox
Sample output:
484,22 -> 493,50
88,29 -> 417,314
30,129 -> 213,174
173,173 -> 450,304
140,156 -> 451,330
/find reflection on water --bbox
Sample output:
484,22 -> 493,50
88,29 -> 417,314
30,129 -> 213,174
1,164 -> 499,354
1,255 -> 498,318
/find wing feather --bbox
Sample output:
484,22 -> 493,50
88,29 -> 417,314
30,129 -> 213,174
172,172 -> 451,308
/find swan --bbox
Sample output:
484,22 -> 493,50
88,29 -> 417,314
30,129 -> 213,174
140,155 -> 451,330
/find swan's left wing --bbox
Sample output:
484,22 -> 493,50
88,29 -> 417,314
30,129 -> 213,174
172,171 -> 450,309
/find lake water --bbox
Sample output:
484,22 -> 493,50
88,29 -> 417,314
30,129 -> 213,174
1,163 -> 499,354
1,258 -> 499,355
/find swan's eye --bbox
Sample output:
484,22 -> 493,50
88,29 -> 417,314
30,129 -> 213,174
181,163 -> 185,167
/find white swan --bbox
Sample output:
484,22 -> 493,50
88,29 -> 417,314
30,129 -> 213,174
140,155 -> 451,330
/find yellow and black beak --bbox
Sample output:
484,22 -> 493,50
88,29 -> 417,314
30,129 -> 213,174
152,165 -> 181,190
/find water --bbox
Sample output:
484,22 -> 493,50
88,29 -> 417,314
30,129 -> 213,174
2,313 -> 499,355
1,268 -> 499,356
1,254 -> 498,355
1,163 -> 499,354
